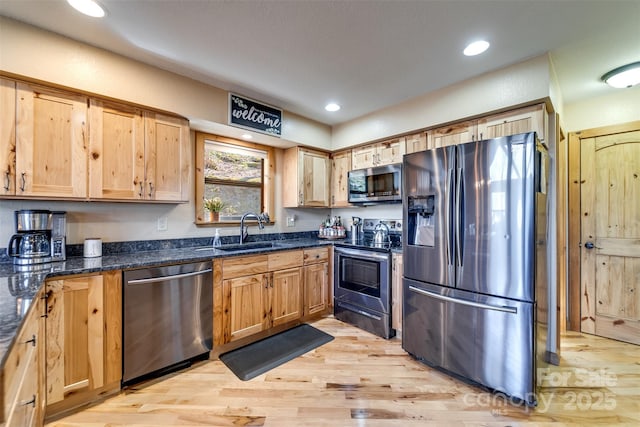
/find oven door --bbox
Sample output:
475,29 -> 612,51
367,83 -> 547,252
334,246 -> 391,314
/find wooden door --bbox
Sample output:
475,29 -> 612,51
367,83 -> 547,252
224,273 -> 269,342
580,128 -> 640,345
0,78 -> 16,195
46,276 -> 105,405
144,112 -> 189,201
405,132 -> 429,154
351,144 -> 377,169
300,149 -> 330,207
331,150 -> 351,207
15,83 -> 87,198
303,262 -> 328,316
429,120 -> 477,147
477,103 -> 545,142
89,99 -> 145,200
377,138 -> 406,165
271,268 -> 303,326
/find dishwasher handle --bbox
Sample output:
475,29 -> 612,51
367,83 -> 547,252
126,268 -> 212,285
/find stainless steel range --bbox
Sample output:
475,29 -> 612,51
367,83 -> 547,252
333,218 -> 401,339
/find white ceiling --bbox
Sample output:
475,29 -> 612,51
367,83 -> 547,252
1,0 -> 639,126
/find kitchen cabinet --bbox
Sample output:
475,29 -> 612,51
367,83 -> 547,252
45,271 -> 122,417
391,253 -> 403,333
89,100 -> 189,202
0,78 -> 16,196
351,137 -> 405,169
330,149 -> 351,207
15,82 -> 88,199
405,132 -> 429,154
283,147 -> 331,207
477,103 -> 546,142
303,247 -> 329,316
1,289 -> 45,427
219,251 -> 304,344
428,120 -> 478,148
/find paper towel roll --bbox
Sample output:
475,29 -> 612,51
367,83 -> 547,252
83,238 -> 102,258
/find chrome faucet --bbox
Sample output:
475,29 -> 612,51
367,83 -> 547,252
239,212 -> 270,244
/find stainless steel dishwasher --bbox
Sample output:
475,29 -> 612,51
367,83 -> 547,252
123,261 -> 213,385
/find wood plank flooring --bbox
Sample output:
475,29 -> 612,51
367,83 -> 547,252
47,317 -> 640,426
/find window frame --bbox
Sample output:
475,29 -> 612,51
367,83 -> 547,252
195,132 -> 275,226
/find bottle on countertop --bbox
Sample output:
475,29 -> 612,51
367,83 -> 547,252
213,229 -> 222,247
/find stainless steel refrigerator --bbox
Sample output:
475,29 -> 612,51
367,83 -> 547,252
402,132 -> 549,406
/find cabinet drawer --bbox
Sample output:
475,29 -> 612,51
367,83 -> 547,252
269,250 -> 303,270
222,255 -> 268,279
303,247 -> 329,264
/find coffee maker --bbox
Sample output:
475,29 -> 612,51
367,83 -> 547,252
7,210 -> 55,265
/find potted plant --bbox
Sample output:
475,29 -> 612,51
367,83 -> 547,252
203,197 -> 225,222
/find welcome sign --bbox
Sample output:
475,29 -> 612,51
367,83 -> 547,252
229,93 -> 282,137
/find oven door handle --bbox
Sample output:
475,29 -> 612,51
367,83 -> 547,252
334,247 -> 390,261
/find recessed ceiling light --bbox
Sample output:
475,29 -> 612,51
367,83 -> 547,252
464,40 -> 490,56
601,61 -> 640,88
325,103 -> 341,112
67,0 -> 105,18
241,134 -> 253,140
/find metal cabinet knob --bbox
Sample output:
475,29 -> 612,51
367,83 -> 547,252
584,242 -> 595,249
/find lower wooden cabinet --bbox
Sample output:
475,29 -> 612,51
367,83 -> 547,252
391,253 -> 403,333
44,271 -> 122,417
2,289 -> 45,427
303,247 -> 329,316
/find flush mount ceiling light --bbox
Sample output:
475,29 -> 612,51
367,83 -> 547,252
325,103 -> 341,112
464,40 -> 490,56
67,0 -> 105,17
601,62 -> 640,88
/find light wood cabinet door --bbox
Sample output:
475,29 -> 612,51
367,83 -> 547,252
377,138 -> 405,165
0,78 -> 16,195
15,83 -> 88,198
303,262 -> 328,316
331,149 -> 351,207
144,112 -> 190,201
2,289 -> 44,427
89,99 -> 145,200
405,132 -> 429,154
477,103 -> 545,142
45,272 -> 122,412
271,267 -> 303,326
351,144 -> 377,170
224,273 -> 269,342
391,253 -> 403,333
283,147 -> 330,207
429,120 -> 478,148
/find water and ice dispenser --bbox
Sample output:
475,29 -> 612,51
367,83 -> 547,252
407,195 -> 436,247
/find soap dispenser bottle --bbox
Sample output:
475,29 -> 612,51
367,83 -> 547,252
213,229 -> 222,247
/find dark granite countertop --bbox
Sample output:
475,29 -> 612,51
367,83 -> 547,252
0,235 -> 334,367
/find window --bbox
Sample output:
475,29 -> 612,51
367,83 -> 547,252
195,132 -> 275,224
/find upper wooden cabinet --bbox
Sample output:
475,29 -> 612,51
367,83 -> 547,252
429,120 -> 478,148
330,149 -> 351,207
477,103 -> 546,142
352,137 -> 405,170
89,100 -> 189,202
0,78 -> 16,196
15,82 -> 88,198
405,132 -> 430,154
283,147 -> 331,207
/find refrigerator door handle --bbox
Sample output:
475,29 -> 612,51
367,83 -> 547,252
446,167 -> 454,268
455,167 -> 464,268
408,285 -> 518,314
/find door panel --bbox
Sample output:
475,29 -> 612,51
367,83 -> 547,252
581,129 -> 640,344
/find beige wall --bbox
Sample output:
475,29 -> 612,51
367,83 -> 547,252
562,87 -> 640,132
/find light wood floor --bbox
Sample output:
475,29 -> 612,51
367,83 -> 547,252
48,317 -> 640,426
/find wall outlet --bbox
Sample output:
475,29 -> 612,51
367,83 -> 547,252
157,216 -> 168,231
286,216 -> 295,227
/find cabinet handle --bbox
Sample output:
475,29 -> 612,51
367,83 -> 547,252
21,395 -> 36,408
24,334 -> 36,347
139,182 -> 144,198
299,192 -> 304,205
3,170 -> 9,191
263,276 -> 269,289
148,182 -> 154,198
41,292 -> 49,318
20,172 -> 26,192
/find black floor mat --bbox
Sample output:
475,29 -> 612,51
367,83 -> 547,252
219,324 -> 334,381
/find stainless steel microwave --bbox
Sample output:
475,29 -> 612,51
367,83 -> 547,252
348,163 -> 402,204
